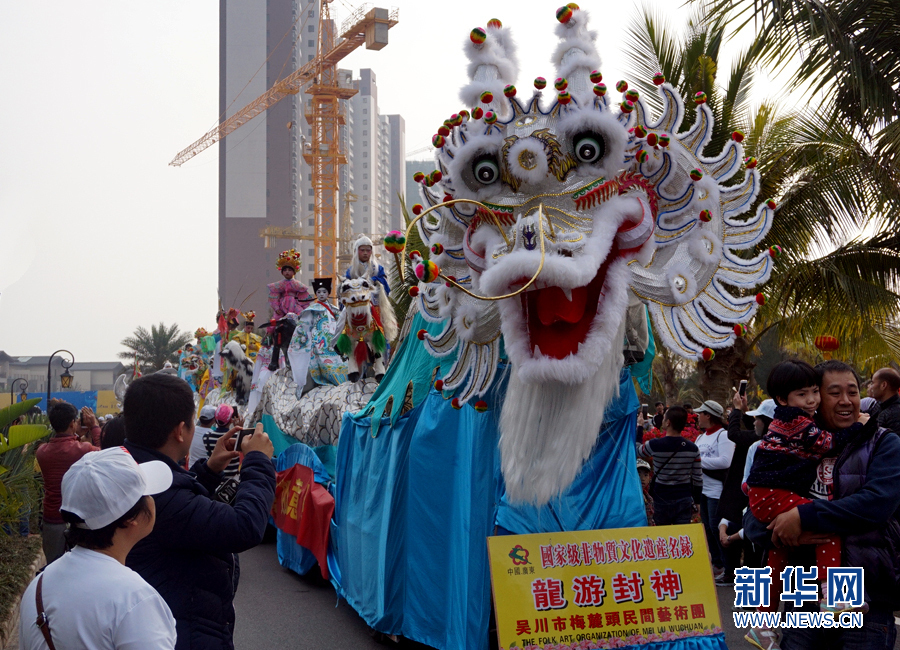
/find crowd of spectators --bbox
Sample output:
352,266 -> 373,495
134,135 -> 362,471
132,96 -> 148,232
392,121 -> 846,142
636,363 -> 900,650
18,359 -> 900,650
24,374 -> 276,649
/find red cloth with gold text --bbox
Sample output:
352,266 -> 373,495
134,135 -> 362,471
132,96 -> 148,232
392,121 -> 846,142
272,464 -> 334,578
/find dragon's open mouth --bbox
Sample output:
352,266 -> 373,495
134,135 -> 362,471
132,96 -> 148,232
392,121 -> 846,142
521,247 -> 618,359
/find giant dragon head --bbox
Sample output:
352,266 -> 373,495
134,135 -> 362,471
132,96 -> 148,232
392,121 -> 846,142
409,7 -> 775,504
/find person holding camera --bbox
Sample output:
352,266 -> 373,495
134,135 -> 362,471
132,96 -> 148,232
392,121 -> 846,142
121,374 -> 275,650
36,402 -> 101,564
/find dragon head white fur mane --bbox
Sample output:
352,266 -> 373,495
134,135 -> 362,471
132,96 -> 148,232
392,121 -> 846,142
409,8 -> 774,504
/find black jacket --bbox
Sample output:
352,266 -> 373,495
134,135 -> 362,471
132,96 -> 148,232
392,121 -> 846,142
125,442 -> 276,650
874,394 -> 900,434
717,409 -> 760,524
797,424 -> 900,610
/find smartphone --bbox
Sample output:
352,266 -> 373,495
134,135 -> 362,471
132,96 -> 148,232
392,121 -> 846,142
739,380 -> 748,396
235,428 -> 255,452
641,404 -> 649,418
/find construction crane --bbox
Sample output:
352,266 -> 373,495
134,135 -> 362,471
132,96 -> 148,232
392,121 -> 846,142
261,191 -> 362,255
406,144 -> 432,158
170,1 -> 399,280
337,191 -> 358,265
260,223 -> 386,270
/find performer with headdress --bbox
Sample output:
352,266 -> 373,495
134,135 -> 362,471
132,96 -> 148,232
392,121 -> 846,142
268,248 -> 313,319
344,236 -> 390,306
228,311 -> 262,362
287,277 -> 347,391
311,278 -> 336,316
266,248 -> 313,371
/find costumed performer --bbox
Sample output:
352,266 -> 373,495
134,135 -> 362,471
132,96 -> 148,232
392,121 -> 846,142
216,308 -> 242,392
312,278 -> 337,314
286,277 -> 348,394
209,309 -> 239,383
268,248 -> 313,319
177,344 -> 195,382
267,248 -> 313,371
345,236 -> 390,307
229,311 -> 262,362
246,335 -> 286,416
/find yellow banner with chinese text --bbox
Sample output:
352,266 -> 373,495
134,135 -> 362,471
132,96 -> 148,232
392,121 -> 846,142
96,390 -> 121,416
487,524 -> 721,649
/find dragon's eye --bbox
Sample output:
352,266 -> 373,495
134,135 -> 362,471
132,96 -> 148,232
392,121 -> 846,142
573,133 -> 605,164
473,155 -> 500,185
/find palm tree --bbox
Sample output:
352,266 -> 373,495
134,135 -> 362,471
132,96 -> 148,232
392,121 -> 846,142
624,7 -> 900,402
119,322 -> 192,373
704,0 -> 900,135
387,195 -> 430,337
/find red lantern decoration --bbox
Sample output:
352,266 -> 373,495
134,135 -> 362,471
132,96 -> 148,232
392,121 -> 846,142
814,335 -> 840,360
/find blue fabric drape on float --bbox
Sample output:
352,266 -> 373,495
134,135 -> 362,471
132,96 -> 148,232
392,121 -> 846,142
334,375 -> 505,650
274,443 -> 332,576
495,368 -> 647,534
334,366 -> 651,650
259,413 -> 301,458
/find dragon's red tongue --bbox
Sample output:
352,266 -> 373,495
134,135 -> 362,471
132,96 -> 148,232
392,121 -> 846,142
536,286 -> 587,326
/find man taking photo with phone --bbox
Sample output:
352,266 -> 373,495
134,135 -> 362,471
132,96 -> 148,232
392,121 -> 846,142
121,373 -> 276,650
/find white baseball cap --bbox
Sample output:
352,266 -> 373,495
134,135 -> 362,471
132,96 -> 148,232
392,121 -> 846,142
198,405 -> 217,422
61,447 -> 173,530
746,399 -> 776,420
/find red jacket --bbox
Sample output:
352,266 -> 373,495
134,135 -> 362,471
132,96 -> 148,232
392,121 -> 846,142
36,435 -> 99,523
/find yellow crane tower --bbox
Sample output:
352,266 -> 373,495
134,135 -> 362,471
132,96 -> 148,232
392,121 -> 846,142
170,1 -> 399,280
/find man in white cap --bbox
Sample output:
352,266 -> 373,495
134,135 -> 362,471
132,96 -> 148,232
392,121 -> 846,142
19,447 -> 176,649
694,399 -> 734,579
345,235 -> 390,305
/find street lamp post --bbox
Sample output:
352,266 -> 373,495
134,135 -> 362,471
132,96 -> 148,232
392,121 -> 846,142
10,378 -> 28,405
47,350 -> 75,410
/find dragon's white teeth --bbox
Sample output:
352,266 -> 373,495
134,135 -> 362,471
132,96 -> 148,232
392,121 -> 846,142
533,345 -> 543,358
562,288 -> 573,302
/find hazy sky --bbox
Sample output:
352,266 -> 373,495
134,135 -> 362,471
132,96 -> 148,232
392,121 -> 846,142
2,0 -> 771,361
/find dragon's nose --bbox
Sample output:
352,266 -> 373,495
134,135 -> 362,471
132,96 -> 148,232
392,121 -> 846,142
507,139 -> 550,181
517,148 -> 539,171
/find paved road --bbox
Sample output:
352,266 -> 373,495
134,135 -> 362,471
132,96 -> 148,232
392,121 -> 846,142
234,534 -> 436,649
234,536 -> 898,649
233,535 -> 387,649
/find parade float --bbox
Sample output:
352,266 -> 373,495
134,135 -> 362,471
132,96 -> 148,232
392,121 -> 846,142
184,6 -> 775,649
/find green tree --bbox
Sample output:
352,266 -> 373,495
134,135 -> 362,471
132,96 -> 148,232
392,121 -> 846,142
118,322 -> 191,373
624,6 -> 900,402
387,195 -> 430,340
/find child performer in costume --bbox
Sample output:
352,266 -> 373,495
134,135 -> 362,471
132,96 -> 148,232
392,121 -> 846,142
345,236 -> 390,307
229,312 -> 262,362
287,277 -> 347,390
268,249 -> 313,319
744,360 -> 864,650
311,278 -> 336,316
267,249 -> 313,371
